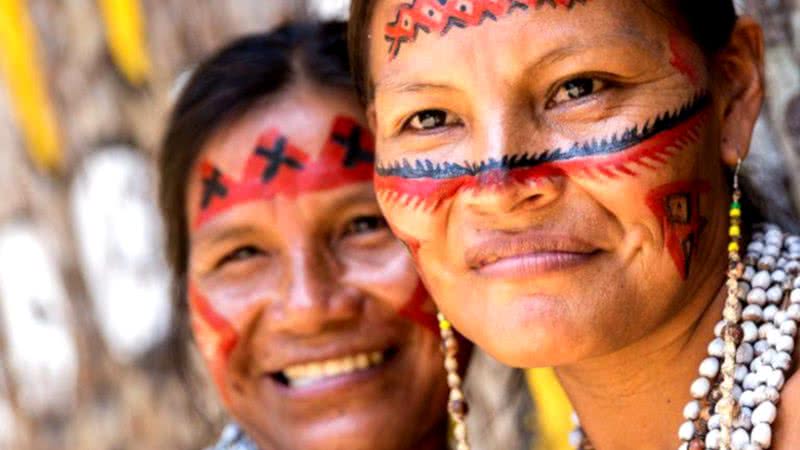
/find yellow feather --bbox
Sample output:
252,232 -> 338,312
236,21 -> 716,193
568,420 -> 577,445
0,0 -> 62,172
97,0 -> 151,86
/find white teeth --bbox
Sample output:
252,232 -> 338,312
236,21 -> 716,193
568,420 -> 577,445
283,351 -> 385,388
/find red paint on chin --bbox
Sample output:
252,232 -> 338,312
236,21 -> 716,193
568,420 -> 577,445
195,116 -> 374,228
376,107 -> 708,210
188,284 -> 239,401
646,180 -> 710,279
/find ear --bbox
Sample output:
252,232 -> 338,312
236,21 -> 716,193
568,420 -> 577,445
713,17 -> 765,167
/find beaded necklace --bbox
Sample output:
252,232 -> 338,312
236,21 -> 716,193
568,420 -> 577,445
569,222 -> 799,450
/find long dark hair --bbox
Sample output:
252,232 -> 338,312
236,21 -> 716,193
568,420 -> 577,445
158,20 -> 352,388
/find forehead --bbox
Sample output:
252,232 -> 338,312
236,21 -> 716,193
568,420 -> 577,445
370,0 -> 670,84
199,84 -> 365,176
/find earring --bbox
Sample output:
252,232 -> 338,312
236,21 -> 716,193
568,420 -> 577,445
438,312 -> 470,450
717,158 -> 744,448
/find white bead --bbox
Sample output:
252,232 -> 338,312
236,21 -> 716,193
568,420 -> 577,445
706,428 -> 721,448
699,357 -> 720,378
734,383 -> 743,401
743,265 -> 757,281
752,271 -> 772,289
767,328 -> 782,346
736,407 -> 753,430
752,401 -> 777,425
759,323 -> 775,340
771,351 -> 792,371
691,377 -> 711,398
735,364 -> 749,382
764,386 -> 780,403
766,285 -> 784,304
751,423 -> 772,447
737,343 -> 755,364
767,369 -> 785,389
791,288 -> 800,303
776,334 -> 795,353
774,310 -> 788,325
683,400 -> 701,420
756,365 -> 772,384
748,242 -> 765,254
708,414 -> 721,430
754,340 -> 770,354
743,373 -> 760,390
771,270 -> 787,283
715,319 -> 726,336
761,348 -> 776,364
678,420 -> 695,441
747,288 -> 767,305
780,320 -> 797,337
753,386 -> 768,405
708,338 -> 725,357
742,321 -> 759,343
740,390 -> 756,407
732,427 -> 751,449
743,305 -> 764,321
679,443 -> 688,450
763,304 -> 778,321
787,304 -> 800,320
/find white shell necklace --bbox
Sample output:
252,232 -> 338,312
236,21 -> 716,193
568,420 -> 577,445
570,223 -> 799,450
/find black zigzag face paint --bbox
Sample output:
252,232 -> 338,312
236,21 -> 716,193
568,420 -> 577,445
375,92 -> 711,210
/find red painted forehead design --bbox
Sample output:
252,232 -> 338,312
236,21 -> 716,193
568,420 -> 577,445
385,0 -> 591,59
194,116 -> 375,228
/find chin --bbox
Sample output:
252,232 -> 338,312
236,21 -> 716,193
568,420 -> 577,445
461,290 -> 599,368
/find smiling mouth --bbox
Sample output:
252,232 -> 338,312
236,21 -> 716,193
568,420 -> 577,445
272,348 -> 397,389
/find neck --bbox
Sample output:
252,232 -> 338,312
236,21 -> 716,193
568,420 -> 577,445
557,263 -> 728,450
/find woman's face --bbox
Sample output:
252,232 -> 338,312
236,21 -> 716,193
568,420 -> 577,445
185,84 -> 448,450
367,0 -> 758,367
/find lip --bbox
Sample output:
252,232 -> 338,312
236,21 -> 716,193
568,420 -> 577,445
465,229 -> 600,278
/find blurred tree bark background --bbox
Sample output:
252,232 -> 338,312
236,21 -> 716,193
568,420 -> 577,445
0,1 -> 796,450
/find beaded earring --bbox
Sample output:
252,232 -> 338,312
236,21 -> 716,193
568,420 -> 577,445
437,312 -> 471,450
717,158 -> 744,449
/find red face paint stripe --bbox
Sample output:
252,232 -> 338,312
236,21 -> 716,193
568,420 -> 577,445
646,180 -> 710,279
398,281 -> 439,334
188,284 -> 239,401
376,106 -> 709,210
669,31 -> 701,87
195,116 -> 374,228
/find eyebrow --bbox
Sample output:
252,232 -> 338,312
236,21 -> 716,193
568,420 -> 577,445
192,223 -> 264,250
376,31 -> 662,96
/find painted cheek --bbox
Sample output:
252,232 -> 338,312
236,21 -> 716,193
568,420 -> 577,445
399,280 -> 439,334
646,180 -> 711,279
188,283 -> 239,402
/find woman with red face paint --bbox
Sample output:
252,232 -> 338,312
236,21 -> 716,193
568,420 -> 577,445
158,22 -> 532,450
349,0 -> 800,449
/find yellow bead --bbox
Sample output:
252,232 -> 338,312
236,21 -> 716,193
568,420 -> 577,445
439,319 -> 451,330
728,242 -> 740,252
729,225 -> 741,237
730,208 -> 741,218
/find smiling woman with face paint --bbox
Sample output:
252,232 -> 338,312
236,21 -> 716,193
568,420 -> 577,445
348,1 -> 800,449
158,21 -> 536,450
157,22 -> 464,450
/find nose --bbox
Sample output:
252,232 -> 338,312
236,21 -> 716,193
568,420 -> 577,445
269,244 -> 362,335
462,122 -> 565,217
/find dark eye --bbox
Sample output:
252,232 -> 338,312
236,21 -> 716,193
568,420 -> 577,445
403,109 -> 460,132
216,245 -> 264,268
343,215 -> 388,237
549,77 -> 606,107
